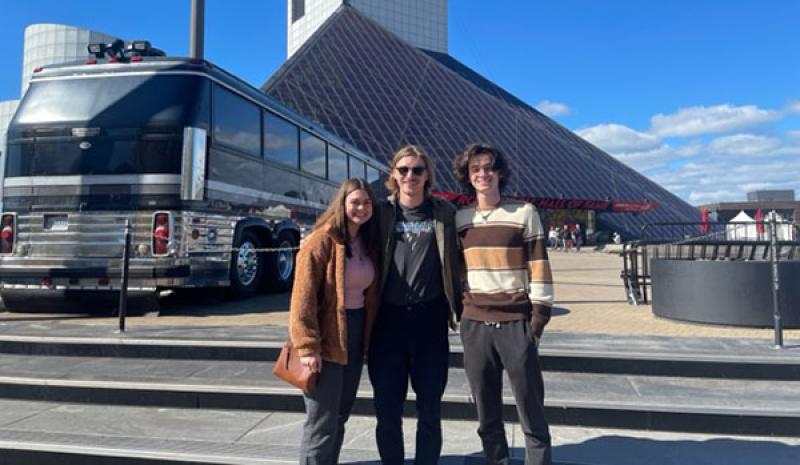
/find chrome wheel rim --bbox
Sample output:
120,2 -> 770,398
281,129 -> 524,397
277,240 -> 294,281
237,241 -> 259,286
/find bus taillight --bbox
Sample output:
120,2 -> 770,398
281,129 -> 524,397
0,214 -> 15,254
152,212 -> 171,255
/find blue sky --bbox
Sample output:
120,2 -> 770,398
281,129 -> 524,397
1,0 -> 798,205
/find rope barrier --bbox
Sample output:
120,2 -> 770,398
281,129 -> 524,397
189,246 -> 301,254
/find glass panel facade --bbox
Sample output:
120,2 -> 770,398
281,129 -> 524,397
300,130 -> 326,178
263,111 -> 298,168
328,145 -> 348,183
212,85 -> 261,157
263,6 -> 701,238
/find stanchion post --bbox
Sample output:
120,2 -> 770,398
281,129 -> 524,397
118,219 -> 131,333
768,211 -> 783,349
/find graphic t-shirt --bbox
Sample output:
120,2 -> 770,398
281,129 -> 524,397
383,199 -> 444,305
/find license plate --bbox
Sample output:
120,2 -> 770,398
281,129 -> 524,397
44,215 -> 68,231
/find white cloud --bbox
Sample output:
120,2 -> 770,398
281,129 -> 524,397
688,190 -> 736,204
786,101 -> 800,114
707,134 -> 782,156
573,102 -> 800,205
613,145 -> 676,171
534,100 -> 571,117
576,123 -> 661,153
649,104 -> 780,137
674,142 -> 704,157
651,156 -> 800,205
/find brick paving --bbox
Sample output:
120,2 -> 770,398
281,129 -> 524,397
547,249 -> 800,339
2,250 -> 798,341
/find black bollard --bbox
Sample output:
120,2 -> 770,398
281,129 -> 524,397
768,212 -> 783,349
118,219 -> 131,333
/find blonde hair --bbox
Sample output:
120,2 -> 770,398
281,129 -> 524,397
384,144 -> 436,196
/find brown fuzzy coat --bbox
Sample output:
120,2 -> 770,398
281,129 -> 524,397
288,227 -> 380,365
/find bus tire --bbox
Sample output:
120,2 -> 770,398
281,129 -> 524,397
228,230 -> 265,299
265,231 -> 297,293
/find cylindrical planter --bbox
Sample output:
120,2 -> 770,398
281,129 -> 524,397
651,259 -> 800,328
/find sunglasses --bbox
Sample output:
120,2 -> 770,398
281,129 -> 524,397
395,166 -> 426,176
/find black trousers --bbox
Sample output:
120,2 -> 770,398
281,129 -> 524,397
299,308 -> 365,465
368,299 -> 450,465
460,319 -> 552,465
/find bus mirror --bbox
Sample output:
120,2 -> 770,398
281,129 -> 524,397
181,127 -> 207,201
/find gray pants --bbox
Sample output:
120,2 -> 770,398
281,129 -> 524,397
460,319 -> 552,465
299,308 -> 365,465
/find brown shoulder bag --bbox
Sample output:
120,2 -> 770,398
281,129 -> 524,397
272,341 -> 318,393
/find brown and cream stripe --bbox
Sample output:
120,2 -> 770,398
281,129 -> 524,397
456,200 -> 554,336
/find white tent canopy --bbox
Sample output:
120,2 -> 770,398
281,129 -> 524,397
725,210 -> 794,241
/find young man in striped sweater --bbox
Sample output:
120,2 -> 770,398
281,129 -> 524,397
454,144 -> 554,465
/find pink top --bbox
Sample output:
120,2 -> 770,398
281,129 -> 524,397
344,237 -> 375,309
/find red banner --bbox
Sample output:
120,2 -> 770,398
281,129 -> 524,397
433,192 -> 658,213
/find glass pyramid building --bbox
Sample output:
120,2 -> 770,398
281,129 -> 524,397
262,5 -> 699,238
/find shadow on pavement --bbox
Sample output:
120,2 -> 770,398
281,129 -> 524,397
551,307 -> 571,317
341,436 -> 799,465
556,299 -> 629,304
157,288 -> 290,317
553,435 -> 800,465
0,314 -> 95,322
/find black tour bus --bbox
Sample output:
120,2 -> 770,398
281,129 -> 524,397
0,41 -> 387,311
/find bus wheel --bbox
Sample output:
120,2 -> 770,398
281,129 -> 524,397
265,231 -> 297,293
229,230 -> 264,299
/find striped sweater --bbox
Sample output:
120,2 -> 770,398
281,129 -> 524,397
456,200 -> 554,337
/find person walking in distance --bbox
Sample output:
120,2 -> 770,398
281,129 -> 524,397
368,145 -> 462,465
454,143 -> 554,465
561,224 -> 571,252
289,178 -> 380,465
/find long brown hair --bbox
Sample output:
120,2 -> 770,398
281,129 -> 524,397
313,178 -> 378,258
384,144 -> 436,197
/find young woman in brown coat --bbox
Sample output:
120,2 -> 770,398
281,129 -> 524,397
289,178 -> 380,465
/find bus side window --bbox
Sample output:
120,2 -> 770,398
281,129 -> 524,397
349,156 -> 365,180
300,130 -> 326,179
263,111 -> 299,169
366,165 -> 380,183
211,84 -> 261,157
328,146 -> 348,183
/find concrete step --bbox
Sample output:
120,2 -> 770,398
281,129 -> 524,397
0,353 -> 797,436
0,323 -> 798,379
0,404 -> 798,465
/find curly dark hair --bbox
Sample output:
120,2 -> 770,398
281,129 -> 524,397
452,143 -> 511,195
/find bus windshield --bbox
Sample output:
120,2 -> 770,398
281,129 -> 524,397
6,74 -> 208,177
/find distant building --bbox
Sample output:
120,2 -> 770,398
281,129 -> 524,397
1,24 -> 122,208
0,100 -> 19,154
699,190 -> 799,224
746,190 -> 795,202
20,24 -> 120,94
266,4 -> 699,238
287,0 -> 447,57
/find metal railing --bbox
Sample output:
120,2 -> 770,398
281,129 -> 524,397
621,216 -> 800,348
